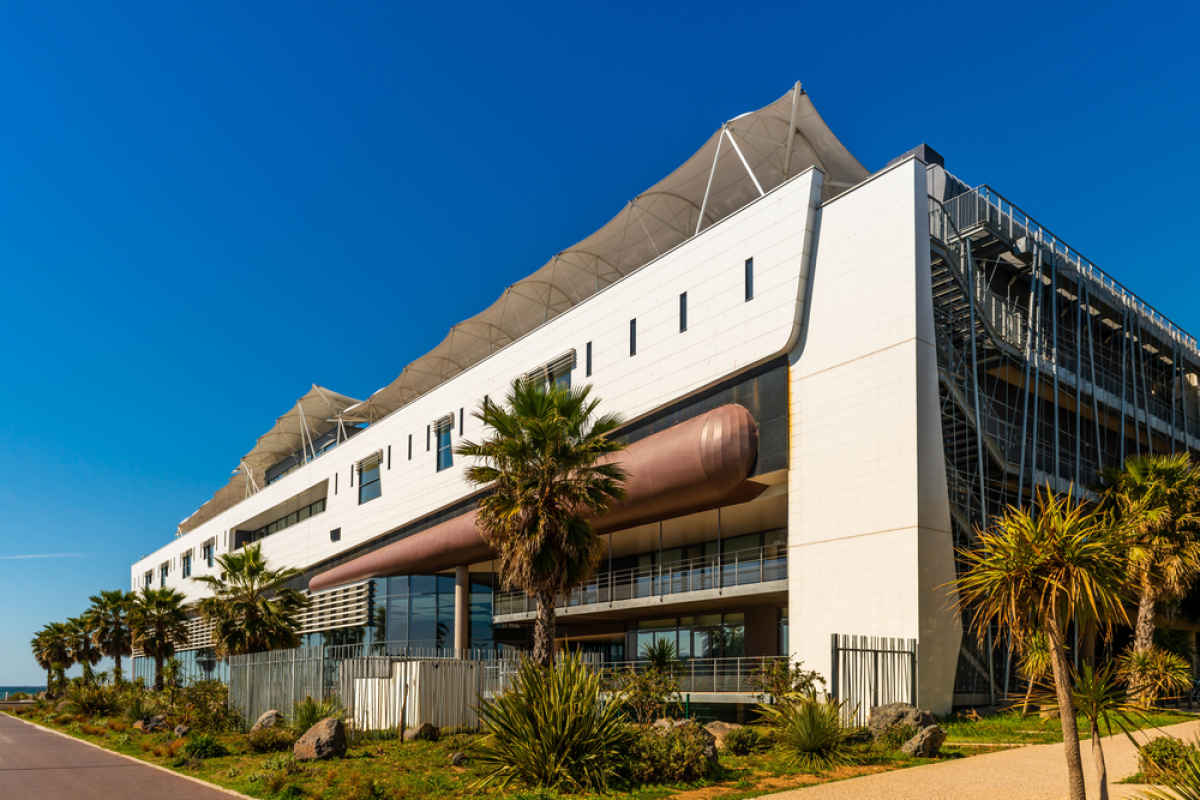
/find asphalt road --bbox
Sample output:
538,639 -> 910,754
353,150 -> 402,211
0,713 -> 241,800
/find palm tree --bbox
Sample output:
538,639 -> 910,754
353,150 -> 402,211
64,616 -> 102,685
1099,453 -> 1200,656
130,587 -> 189,691
191,544 -> 310,658
457,379 -> 628,667
86,589 -> 135,684
954,487 -> 1129,800
30,623 -> 72,695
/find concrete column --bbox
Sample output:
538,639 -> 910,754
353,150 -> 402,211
454,565 -> 470,653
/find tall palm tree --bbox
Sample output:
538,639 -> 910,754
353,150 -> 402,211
954,487 -> 1129,800
86,589 -> 135,683
192,544 -> 310,658
130,587 -> 189,691
457,379 -> 628,667
1099,452 -> 1200,656
64,616 -> 102,685
30,623 -> 72,695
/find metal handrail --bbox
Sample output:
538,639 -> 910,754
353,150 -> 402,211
599,655 -> 775,694
492,545 -> 787,617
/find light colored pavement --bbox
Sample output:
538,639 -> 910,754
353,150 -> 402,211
0,713 -> 244,800
764,719 -> 1200,800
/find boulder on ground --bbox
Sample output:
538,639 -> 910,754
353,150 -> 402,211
55,700 -> 70,712
134,715 -> 168,733
36,691 -> 48,700
403,722 -> 439,742
704,720 -> 743,749
867,703 -> 936,739
651,717 -> 673,731
900,724 -> 947,758
251,710 -> 283,733
450,751 -> 468,767
293,718 -> 347,761
173,724 -> 191,738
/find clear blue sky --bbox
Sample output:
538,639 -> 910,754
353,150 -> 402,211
1,0 -> 1197,684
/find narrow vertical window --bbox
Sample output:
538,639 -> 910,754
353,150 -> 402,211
408,434 -> 413,460
335,473 -> 338,495
427,425 -> 431,452
679,292 -> 688,332
160,564 -> 168,588
745,257 -> 754,301
435,417 -> 453,471
585,341 -> 592,377
182,553 -> 191,579
203,543 -> 214,568
387,445 -> 391,469
358,455 -> 382,504
630,319 -> 637,356
459,408 -> 464,433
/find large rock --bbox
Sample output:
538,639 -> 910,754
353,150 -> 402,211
868,703 -> 936,739
403,722 -> 439,742
900,724 -> 947,758
251,710 -> 283,733
704,720 -> 743,749
174,724 -> 191,738
293,718 -> 347,761
133,715 -> 168,733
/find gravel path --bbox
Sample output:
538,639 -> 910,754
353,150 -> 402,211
762,719 -> 1200,800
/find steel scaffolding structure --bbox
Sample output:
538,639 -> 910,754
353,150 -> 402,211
929,186 -> 1200,704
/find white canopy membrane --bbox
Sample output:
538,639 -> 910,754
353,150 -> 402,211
339,83 -> 868,424
177,385 -> 361,535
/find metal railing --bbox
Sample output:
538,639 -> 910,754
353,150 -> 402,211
493,545 -> 787,617
600,656 -> 772,695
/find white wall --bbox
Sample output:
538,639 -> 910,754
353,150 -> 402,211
787,158 -> 961,713
133,169 -> 825,602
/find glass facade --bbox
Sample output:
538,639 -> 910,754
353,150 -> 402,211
248,497 -> 326,544
633,613 -> 745,660
131,647 -> 227,685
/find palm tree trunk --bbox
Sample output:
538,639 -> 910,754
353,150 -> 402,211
154,654 -> 164,692
1134,587 -> 1157,654
1091,716 -> 1109,800
114,653 -> 123,684
1080,618 -> 1096,669
45,668 -> 52,695
1047,607 -> 1087,800
533,591 -> 557,668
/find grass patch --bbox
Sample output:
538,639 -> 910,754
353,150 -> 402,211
941,708 -> 1195,745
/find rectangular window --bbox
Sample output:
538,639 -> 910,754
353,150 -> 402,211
629,319 -> 637,356
160,564 -> 169,588
679,292 -> 688,332
330,528 -> 341,543
387,445 -> 391,469
202,543 -> 214,568
182,553 -> 192,579
427,425 -> 431,452
459,408 -> 464,433
359,455 -> 382,504
585,341 -> 592,377
745,257 -> 754,301
408,434 -> 413,460
436,417 -> 453,471
144,571 -> 152,589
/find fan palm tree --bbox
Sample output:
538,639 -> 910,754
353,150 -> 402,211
130,587 -> 189,691
64,616 -> 102,685
191,543 -> 310,658
86,589 -> 135,684
954,487 -> 1129,800
457,379 -> 628,667
1099,453 -> 1200,657
31,623 -> 72,695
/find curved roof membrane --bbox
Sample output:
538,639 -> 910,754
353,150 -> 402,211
340,83 -> 868,423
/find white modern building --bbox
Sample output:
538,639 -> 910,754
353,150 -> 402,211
131,84 -> 1200,714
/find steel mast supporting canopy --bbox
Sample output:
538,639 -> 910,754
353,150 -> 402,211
176,385 -> 361,536
339,83 -> 867,424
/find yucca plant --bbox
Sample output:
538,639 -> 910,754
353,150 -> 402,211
63,682 -> 119,718
290,695 -> 344,732
756,695 -> 854,771
122,694 -> 160,724
1117,645 -> 1192,709
472,651 -> 633,792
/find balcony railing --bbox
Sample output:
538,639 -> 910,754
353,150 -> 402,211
600,656 -> 773,694
493,545 -> 787,617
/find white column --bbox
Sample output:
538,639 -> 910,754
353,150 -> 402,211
454,565 -> 469,654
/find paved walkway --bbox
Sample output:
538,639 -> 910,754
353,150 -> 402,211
765,719 -> 1200,800
0,713 -> 241,800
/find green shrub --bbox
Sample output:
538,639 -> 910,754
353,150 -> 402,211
290,695 -> 344,732
757,696 -> 854,770
472,652 -> 634,792
182,732 -> 228,759
247,726 -> 298,753
174,680 -> 242,734
262,752 -> 298,773
877,723 -> 918,752
723,726 -> 764,755
1141,736 -> 1196,781
122,695 -> 159,725
63,684 -> 119,718
625,723 -> 714,784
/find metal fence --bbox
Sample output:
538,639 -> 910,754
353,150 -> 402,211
599,656 -> 771,695
228,646 -> 529,731
829,634 -> 917,726
494,545 -> 787,616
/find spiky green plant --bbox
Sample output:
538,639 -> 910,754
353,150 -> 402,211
289,695 -> 344,732
472,651 -> 633,791
1117,645 -> 1192,708
640,638 -> 682,674
757,695 -> 854,770
1135,738 -> 1200,800
62,682 -> 119,718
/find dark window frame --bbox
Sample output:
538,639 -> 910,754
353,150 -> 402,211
630,319 -> 637,356
436,419 -> 453,472
358,456 -> 382,505
745,257 -> 754,301
679,292 -> 688,332
585,341 -> 592,376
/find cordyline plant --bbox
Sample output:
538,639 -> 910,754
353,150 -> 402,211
457,378 -> 628,667
952,486 -> 1130,800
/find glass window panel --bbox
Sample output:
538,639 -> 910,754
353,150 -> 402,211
410,575 -> 435,595
409,596 -> 436,642
386,597 -> 409,643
